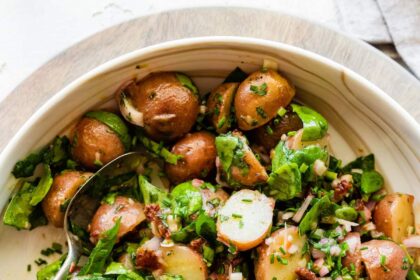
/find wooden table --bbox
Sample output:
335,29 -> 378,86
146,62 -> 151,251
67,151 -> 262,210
0,7 -> 419,151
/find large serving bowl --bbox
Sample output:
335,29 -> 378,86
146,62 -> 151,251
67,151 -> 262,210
0,36 -> 419,278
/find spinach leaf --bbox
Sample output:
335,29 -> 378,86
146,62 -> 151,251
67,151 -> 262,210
195,212 -> 217,242
138,175 -> 167,205
215,134 -> 239,172
36,254 -> 67,280
335,206 -> 358,221
3,181 -> 36,229
30,164 -> 53,206
407,270 -> 420,280
175,73 -> 198,96
171,181 -> 202,218
266,163 -> 301,201
12,149 -> 46,178
105,262 -> 144,280
29,204 -> 48,229
299,196 -> 331,235
272,142 -> 328,171
223,67 -> 248,83
171,222 -> 197,243
78,219 -> 121,275
361,170 -> 384,194
342,154 -> 375,172
291,104 -> 328,141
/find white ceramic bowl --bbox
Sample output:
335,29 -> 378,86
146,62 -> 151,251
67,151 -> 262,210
0,36 -> 419,278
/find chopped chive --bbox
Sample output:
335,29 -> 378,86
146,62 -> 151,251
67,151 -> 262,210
256,106 -> 267,119
217,117 -> 226,129
279,246 -> 286,255
232,213 -> 242,219
270,254 -> 275,264
299,163 -> 308,173
277,107 -> 287,117
250,83 -> 268,96
241,199 -> 252,203
324,170 -> 338,181
265,125 -> 274,135
287,131 -> 296,137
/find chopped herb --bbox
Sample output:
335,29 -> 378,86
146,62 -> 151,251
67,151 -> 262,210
250,83 -> 268,96
35,258 -> 47,266
27,264 -> 31,272
228,243 -> 237,254
217,117 -> 226,129
241,199 -> 252,203
256,106 -> 267,119
299,163 -> 308,173
232,213 -> 242,219
270,253 -> 275,264
266,125 -> 274,135
276,255 -> 288,265
287,131 -> 296,137
279,246 -> 286,255
277,107 -> 287,117
239,220 -> 244,229
380,255 -> 390,272
214,106 -> 220,116
360,246 -> 368,250
94,159 -> 103,166
251,119 -> 259,126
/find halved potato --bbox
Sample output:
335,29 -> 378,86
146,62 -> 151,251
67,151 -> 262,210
341,232 -> 363,278
374,193 -> 414,243
255,226 -> 309,280
161,245 -> 207,280
217,189 -> 274,251
361,240 -> 408,280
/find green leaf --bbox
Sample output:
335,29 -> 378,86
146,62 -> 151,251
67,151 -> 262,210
361,170 -> 384,194
105,262 -> 144,280
138,175 -> 167,205
299,196 -> 331,235
335,206 -> 358,221
36,254 -> 67,280
3,181 -> 36,229
171,222 -> 197,243
175,73 -> 198,96
215,134 -> 239,172
195,213 -> 217,242
342,154 -> 375,172
407,270 -> 420,280
171,181 -> 202,218
291,104 -> 328,141
78,219 -> 121,275
85,111 -> 131,151
223,67 -> 248,83
12,149 -> 46,178
30,164 -> 53,206
160,275 -> 185,280
136,132 -> 182,164
266,163 -> 301,201
29,204 -> 48,229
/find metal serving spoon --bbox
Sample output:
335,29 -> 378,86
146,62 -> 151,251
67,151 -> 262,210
54,151 -> 145,280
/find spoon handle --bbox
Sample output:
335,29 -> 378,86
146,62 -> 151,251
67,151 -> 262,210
53,242 -> 81,280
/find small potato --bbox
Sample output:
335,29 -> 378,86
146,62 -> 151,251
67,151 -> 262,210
42,171 -> 92,227
217,189 -> 274,251
252,111 -> 303,151
255,226 -> 309,280
235,69 -> 295,130
374,193 -> 414,243
361,240 -> 408,280
161,245 -> 207,280
206,82 -> 238,133
165,132 -> 217,184
122,72 -> 199,141
71,117 -> 125,169
341,232 -> 363,278
89,196 -> 146,243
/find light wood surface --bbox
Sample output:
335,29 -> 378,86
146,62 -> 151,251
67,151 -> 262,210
0,7 -> 419,151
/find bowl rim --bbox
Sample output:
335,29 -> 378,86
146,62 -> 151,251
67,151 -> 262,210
1,36 -> 419,172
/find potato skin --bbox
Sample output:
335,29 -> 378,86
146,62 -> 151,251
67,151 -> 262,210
255,226 -> 309,280
124,72 -> 199,141
206,83 -> 238,133
251,111 -> 303,151
235,69 -> 295,130
361,240 -> 408,280
42,171 -> 92,227
71,117 -> 125,169
374,193 -> 414,243
161,245 -> 207,280
89,196 -> 146,243
165,132 -> 217,184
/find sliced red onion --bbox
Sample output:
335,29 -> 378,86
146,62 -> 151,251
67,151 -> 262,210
362,222 -> 376,231
314,257 -> 325,268
403,235 -> 420,248
286,129 -> 303,150
319,265 -> 330,277
143,236 -> 162,251
192,179 -> 205,188
336,218 -> 359,232
312,248 -> 326,259
330,245 -> 341,256
365,200 -> 377,212
293,194 -> 314,223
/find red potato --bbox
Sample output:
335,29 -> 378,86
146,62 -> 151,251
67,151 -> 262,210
161,245 -> 207,280
165,132 -> 217,184
71,117 -> 125,169
361,240 -> 408,280
374,193 -> 415,243
42,171 -> 92,227
341,232 -> 363,278
89,196 -> 146,243
255,226 -> 309,280
217,189 -> 274,251
235,69 -> 295,130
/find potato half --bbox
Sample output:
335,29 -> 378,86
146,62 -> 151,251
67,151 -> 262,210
161,245 -> 207,280
217,189 -> 274,251
255,226 -> 309,280
374,193 -> 415,243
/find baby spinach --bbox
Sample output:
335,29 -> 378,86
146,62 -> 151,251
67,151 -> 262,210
342,154 -> 375,172
138,175 -> 167,205
266,163 -> 301,201
171,222 -> 197,243
3,181 -> 36,229
335,206 -> 358,221
136,132 -> 182,165
171,181 -> 202,219
78,219 -> 121,275
36,253 -> 67,280
175,73 -> 198,96
291,104 -> 328,141
30,164 -> 53,206
360,170 -> 384,194
195,212 -> 217,242
12,150 -> 46,178
299,196 -> 331,235
105,262 -> 144,280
